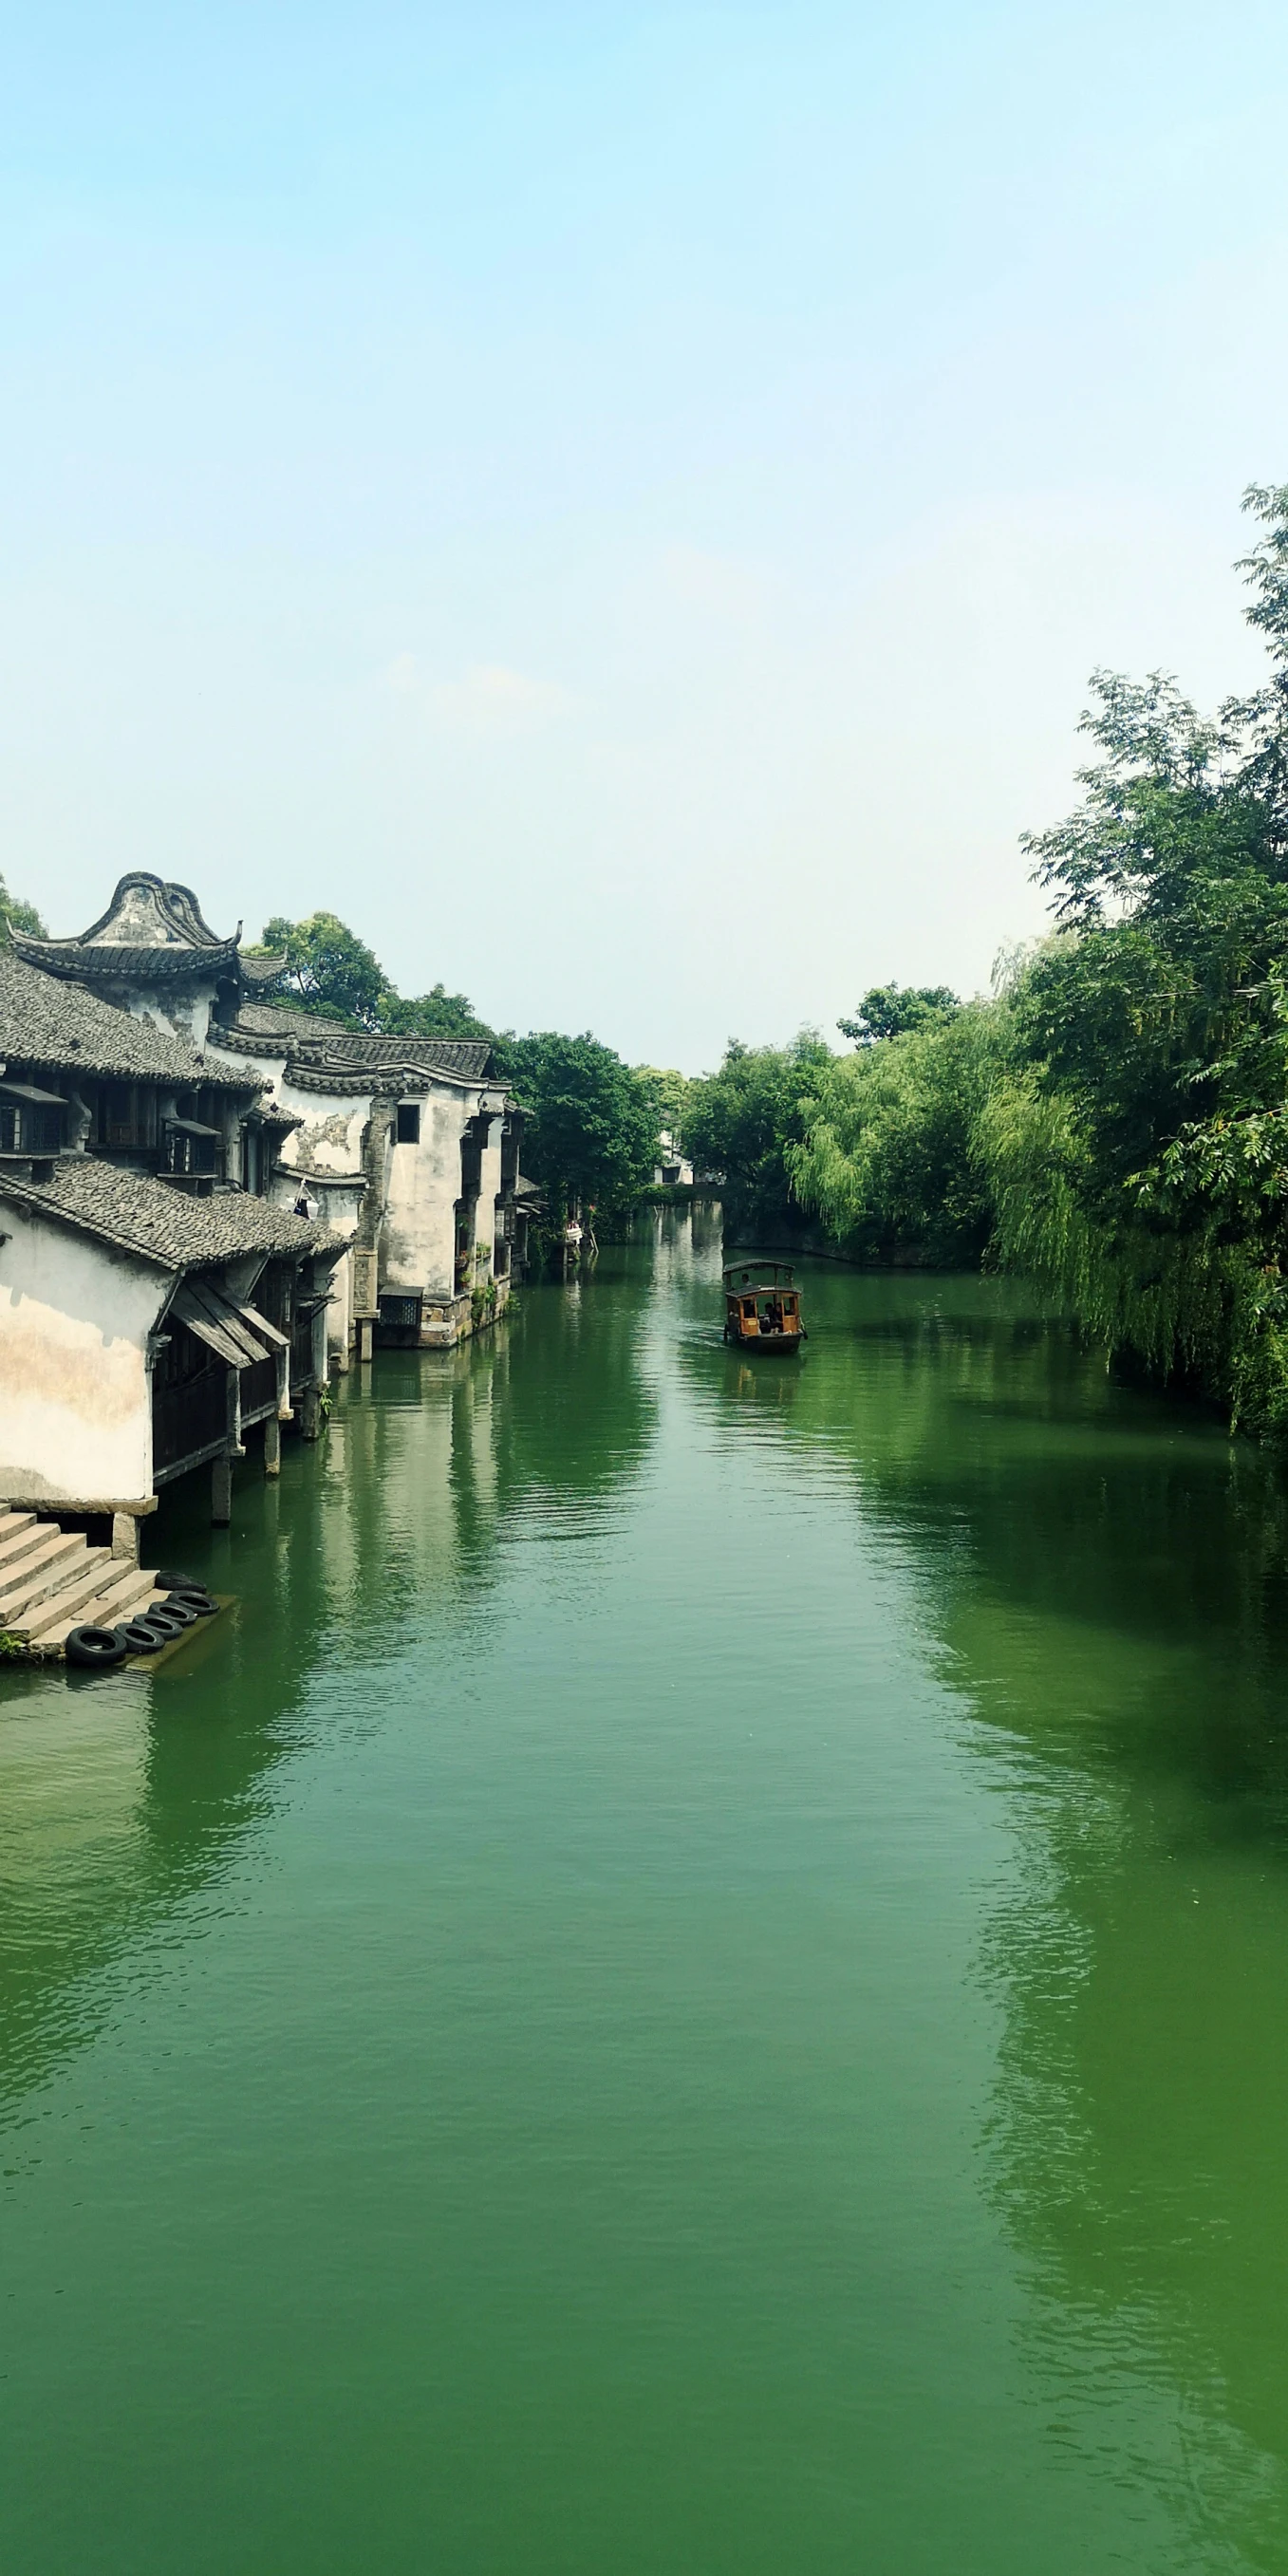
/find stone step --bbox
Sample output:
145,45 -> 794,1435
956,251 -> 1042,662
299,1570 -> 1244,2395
0,1509 -> 37,1543
0,1531 -> 93,1619
0,1515 -> 59,1575
9,1549 -> 119,1639
29,1569 -> 169,1654
3,1541 -> 111,1625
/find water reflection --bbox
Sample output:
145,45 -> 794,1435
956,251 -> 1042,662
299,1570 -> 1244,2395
9,1208 -> 1288,2567
717,1252 -> 1288,2563
0,1276 -> 659,2119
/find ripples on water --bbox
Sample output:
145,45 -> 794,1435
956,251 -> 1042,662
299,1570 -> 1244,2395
5,1209 -> 1288,2573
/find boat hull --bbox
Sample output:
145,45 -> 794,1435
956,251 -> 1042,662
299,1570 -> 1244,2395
724,1329 -> 801,1354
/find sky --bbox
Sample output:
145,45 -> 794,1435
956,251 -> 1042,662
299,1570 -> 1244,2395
4,1 -> 1288,1069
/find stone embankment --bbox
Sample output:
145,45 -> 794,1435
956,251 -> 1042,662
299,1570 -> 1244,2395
0,1510 -> 172,1659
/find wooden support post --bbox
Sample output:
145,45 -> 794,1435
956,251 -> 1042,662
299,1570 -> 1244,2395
359,1318 -> 373,1364
212,1454 -> 233,1524
300,1385 -> 320,1443
264,1415 -> 282,1478
110,1511 -> 140,1563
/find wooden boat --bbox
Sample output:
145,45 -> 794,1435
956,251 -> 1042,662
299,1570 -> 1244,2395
722,1260 -> 806,1353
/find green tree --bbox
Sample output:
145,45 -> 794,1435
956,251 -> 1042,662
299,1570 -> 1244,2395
684,1033 -> 832,1235
0,873 -> 47,939
790,1004 -> 1003,1262
505,1033 -> 658,1217
989,482 -> 1288,1429
378,983 -> 495,1044
838,983 -> 961,1045
786,483 -> 1288,1428
259,912 -> 388,1028
636,1066 -> 694,1155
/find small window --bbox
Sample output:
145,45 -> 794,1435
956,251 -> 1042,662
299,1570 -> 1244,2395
381,1294 -> 421,1330
396,1103 -> 420,1146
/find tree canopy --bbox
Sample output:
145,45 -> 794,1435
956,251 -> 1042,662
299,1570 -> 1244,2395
379,983 -> 495,1044
257,913 -> 495,1043
504,1033 -> 658,1218
636,1066 -> 694,1153
837,983 -> 961,1045
259,912 -> 388,1028
683,1034 -> 831,1237
0,873 -> 46,940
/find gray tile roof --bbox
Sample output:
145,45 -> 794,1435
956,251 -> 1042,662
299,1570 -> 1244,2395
9,875 -> 286,994
210,1013 -> 495,1092
310,1034 -> 495,1080
0,1153 -> 346,1270
11,938 -> 243,983
0,949 -> 259,1089
239,953 -> 289,988
232,1002 -> 354,1038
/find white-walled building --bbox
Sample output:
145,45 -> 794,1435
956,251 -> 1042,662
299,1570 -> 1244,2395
205,1003 -> 520,1355
11,872 -> 527,1361
652,1129 -> 694,1187
0,944 -> 343,1539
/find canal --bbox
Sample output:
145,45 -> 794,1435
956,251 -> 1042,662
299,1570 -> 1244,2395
5,1211 -> 1288,2573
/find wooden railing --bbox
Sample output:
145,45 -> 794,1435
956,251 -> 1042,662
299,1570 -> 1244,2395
152,1364 -> 227,1479
239,1353 -> 278,1423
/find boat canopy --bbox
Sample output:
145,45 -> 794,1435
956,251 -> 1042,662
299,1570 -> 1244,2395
722,1260 -> 796,1288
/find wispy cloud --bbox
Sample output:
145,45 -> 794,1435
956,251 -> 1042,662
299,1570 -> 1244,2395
382,656 -> 582,734
661,544 -> 767,620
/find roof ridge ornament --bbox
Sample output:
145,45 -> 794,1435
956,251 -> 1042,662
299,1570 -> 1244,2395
7,872 -> 263,985
71,872 -> 233,951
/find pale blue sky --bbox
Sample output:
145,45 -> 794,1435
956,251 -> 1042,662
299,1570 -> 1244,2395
4,1 -> 1287,1064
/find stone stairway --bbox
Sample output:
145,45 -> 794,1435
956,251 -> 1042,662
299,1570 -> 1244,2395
0,1511 -> 170,1658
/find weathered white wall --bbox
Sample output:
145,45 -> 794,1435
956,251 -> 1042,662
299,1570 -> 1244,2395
272,1084 -> 372,1177
205,1033 -> 489,1326
474,1115 -> 503,1266
327,1239 -> 353,1367
383,1088 -> 474,1302
0,1208 -> 166,1506
118,977 -> 216,1050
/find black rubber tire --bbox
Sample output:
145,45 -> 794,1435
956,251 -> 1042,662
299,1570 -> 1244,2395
159,1596 -> 199,1628
154,1568 -> 197,1589
116,1619 -> 166,1655
165,1586 -> 216,1615
65,1624 -> 128,1670
138,1608 -> 185,1641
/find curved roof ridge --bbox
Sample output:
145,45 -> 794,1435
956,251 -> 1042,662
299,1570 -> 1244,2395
66,872 -> 234,950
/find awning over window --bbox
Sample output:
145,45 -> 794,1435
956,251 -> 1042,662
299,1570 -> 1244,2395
167,1115 -> 222,1137
236,1301 -> 289,1350
0,1078 -> 67,1106
171,1279 -> 289,1370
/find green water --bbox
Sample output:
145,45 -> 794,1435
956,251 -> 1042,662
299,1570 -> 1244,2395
6,1215 -> 1288,2572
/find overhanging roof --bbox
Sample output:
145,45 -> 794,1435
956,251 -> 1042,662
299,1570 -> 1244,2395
170,1279 -> 289,1368
0,1153 -> 351,1270
0,948 -> 261,1089
0,1077 -> 66,1106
